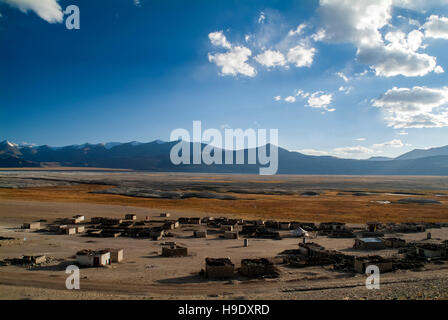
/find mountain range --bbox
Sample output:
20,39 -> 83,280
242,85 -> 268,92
1,140 -> 448,175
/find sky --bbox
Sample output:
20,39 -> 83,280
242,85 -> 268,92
1,0 -> 448,159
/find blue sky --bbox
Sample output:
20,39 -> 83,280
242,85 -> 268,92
1,0 -> 448,159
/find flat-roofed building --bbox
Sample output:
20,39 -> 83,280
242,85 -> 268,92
205,258 -> 235,279
107,248 -> 124,262
354,238 -> 386,250
65,227 -> 77,235
76,250 -> 111,267
23,222 -> 40,230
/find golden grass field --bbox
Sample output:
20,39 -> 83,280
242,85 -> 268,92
0,182 -> 447,223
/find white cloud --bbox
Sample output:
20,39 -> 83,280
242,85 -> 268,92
255,50 -> 286,67
336,72 -> 349,82
274,96 -> 282,101
297,149 -> 331,156
208,46 -> 256,77
311,29 -> 326,42
317,0 -> 391,45
208,31 -> 256,77
357,29 -> 439,77
295,89 -> 310,98
373,139 -> 404,148
288,23 -> 307,36
333,146 -> 375,155
208,31 -> 232,49
339,86 -> 354,94
1,0 -> 63,23
258,12 -> 266,24
134,0 -> 141,6
393,0 -> 448,10
299,139 -> 408,158
299,137 -> 411,159
19,141 -> 36,147
355,69 -> 370,77
397,15 -> 421,27
317,0 -> 440,77
287,43 -> 316,68
299,145 -> 381,158
435,65 -> 445,73
405,30 -> 425,52
423,15 -> 448,40
300,138 -> 410,158
208,12 -> 317,75
307,91 -> 334,111
291,89 -> 335,112
398,131 -> 408,135
372,86 -> 448,128
285,96 -> 296,103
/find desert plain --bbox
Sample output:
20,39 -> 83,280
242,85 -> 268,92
0,170 -> 447,300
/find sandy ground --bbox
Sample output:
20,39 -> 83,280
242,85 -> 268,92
1,199 -> 447,300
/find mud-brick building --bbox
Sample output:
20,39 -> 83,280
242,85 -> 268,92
23,222 -> 40,230
224,231 -> 238,239
76,250 -> 111,267
73,215 -> 85,222
194,230 -> 207,238
415,243 -> 446,258
65,227 -> 77,235
384,238 -> 406,248
107,248 -> 124,262
354,256 -> 393,274
240,258 -> 278,277
205,258 -> 235,279
162,245 -> 188,257
353,238 -> 386,250
319,222 -> 346,232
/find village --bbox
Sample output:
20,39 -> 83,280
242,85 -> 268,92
1,212 -> 447,283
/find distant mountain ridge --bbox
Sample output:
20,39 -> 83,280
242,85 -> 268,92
395,145 -> 448,161
367,156 -> 394,161
1,139 -> 448,175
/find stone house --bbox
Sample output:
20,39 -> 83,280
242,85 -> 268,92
354,256 -> 393,274
353,238 -> 386,250
194,230 -> 207,238
23,222 -> 40,230
240,258 -> 278,277
162,245 -> 188,257
205,258 -> 235,279
125,214 -> 137,221
107,248 -> 124,262
224,231 -> 239,239
76,250 -> 111,267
